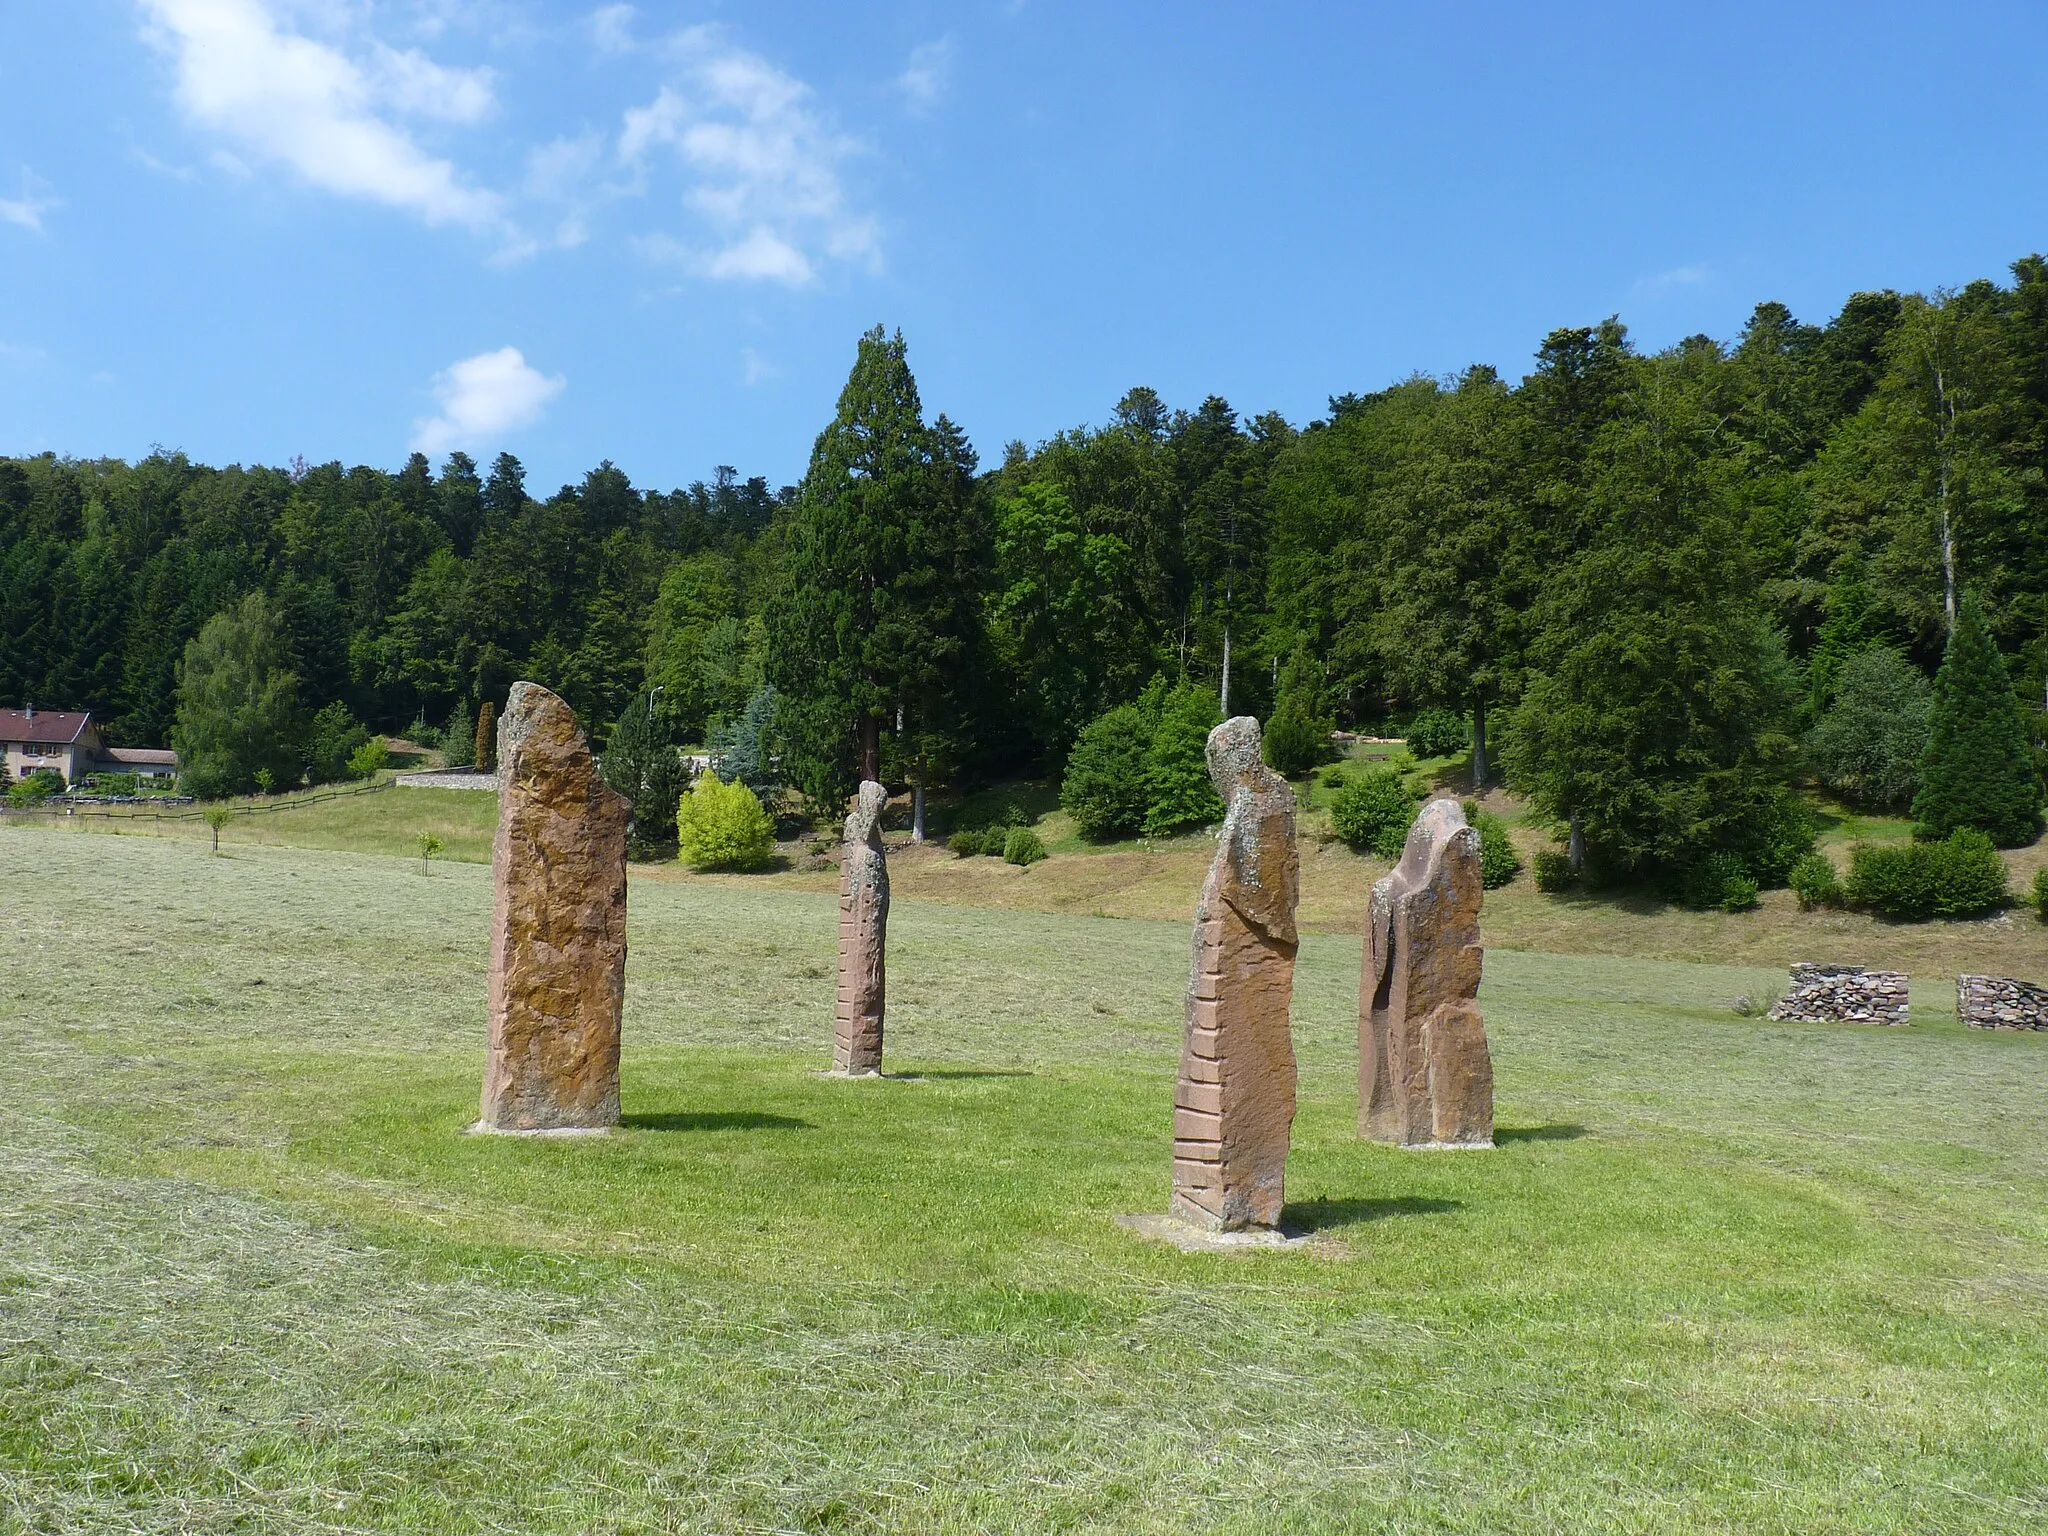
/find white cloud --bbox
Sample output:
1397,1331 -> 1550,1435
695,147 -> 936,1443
896,38 -> 953,111
589,4 -> 635,54
412,347 -> 564,454
740,347 -> 777,386
0,170 -> 56,232
619,27 -> 873,285
138,0 -> 503,231
1630,262 -> 1714,300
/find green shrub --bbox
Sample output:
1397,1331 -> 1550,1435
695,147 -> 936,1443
306,701 -> 371,786
676,772 -> 775,871
1677,852 -> 1759,912
2034,867 -> 2048,922
1533,851 -> 1575,893
1263,639 -> 1336,778
1003,827 -> 1047,867
1403,707 -> 1467,761
1472,813 -> 1521,889
1062,704 -> 1151,839
1788,853 -> 1843,910
1261,697 -> 1326,779
947,830 -> 983,857
1843,830 -> 2010,920
1329,769 -> 1417,858
347,737 -> 391,780
1142,686 -> 1224,837
7,769 -> 63,807
1322,765 -> 1347,790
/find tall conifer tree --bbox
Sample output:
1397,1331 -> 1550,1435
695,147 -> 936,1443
1912,591 -> 2042,845
769,327 -> 976,804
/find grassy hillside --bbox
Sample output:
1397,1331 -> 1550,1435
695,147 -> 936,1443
4,827 -> 2047,1531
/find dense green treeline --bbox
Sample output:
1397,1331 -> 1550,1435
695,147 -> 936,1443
6,257 -> 2048,875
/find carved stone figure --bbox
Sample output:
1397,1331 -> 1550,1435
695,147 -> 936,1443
1360,798 -> 1493,1148
832,780 -> 890,1075
1171,717 -> 1300,1231
479,682 -> 630,1133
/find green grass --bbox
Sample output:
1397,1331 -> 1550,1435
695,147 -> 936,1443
5,827 -> 2048,1531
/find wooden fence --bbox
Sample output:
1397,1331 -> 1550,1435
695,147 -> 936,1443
1,778 -> 395,825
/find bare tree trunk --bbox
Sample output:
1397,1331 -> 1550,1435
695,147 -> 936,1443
1471,694 -> 1488,790
911,756 -> 926,843
1220,625 -> 1232,717
859,715 -> 881,784
1567,814 -> 1585,874
1934,361 -> 1958,628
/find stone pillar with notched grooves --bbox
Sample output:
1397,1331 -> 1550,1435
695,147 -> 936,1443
1360,798 -> 1494,1148
831,780 -> 890,1075
477,682 -> 630,1133
1171,717 -> 1300,1231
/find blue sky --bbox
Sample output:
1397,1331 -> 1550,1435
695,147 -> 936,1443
3,2 -> 2046,493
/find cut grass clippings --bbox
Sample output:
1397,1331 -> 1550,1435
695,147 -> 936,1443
4,827 -> 2048,1531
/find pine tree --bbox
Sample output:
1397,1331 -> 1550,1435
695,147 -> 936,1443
1912,591 -> 2043,845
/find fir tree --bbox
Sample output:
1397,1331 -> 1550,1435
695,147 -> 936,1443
1912,591 -> 2043,846
1142,684 -> 1223,837
767,327 -> 977,802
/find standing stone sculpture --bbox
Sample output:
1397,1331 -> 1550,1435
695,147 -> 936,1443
1170,716 -> 1301,1232
831,780 -> 890,1076
477,682 -> 631,1133
1361,798 -> 1493,1148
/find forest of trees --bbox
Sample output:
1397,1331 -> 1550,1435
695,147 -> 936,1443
7,255 -> 2048,883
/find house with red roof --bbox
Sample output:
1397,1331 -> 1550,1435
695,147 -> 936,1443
1,707 -> 178,786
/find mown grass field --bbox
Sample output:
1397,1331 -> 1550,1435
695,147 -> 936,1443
23,770 -> 2048,978
5,823 -> 2048,1533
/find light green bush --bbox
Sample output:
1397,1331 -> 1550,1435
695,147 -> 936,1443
676,772 -> 775,871
1329,769 -> 1416,858
347,737 -> 391,780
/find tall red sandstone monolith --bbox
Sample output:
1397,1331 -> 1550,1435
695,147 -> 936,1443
1361,797 -> 1493,1148
831,779 -> 890,1075
1170,716 -> 1300,1231
477,682 -> 630,1133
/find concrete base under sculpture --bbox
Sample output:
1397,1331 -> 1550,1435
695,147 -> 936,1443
478,681 -> 630,1134
832,780 -> 890,1075
1361,798 -> 1494,1150
1170,717 -> 1300,1232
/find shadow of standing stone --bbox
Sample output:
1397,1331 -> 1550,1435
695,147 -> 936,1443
1169,716 -> 1300,1233
476,682 -> 630,1134
831,780 -> 889,1076
1361,797 -> 1494,1149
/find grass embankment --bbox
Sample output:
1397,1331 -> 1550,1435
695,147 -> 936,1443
4,827 -> 2048,1531
34,766 -> 2048,977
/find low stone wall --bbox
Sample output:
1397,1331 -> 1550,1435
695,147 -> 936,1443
396,769 -> 501,791
1957,974 -> 2048,1031
1767,963 -> 1910,1026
